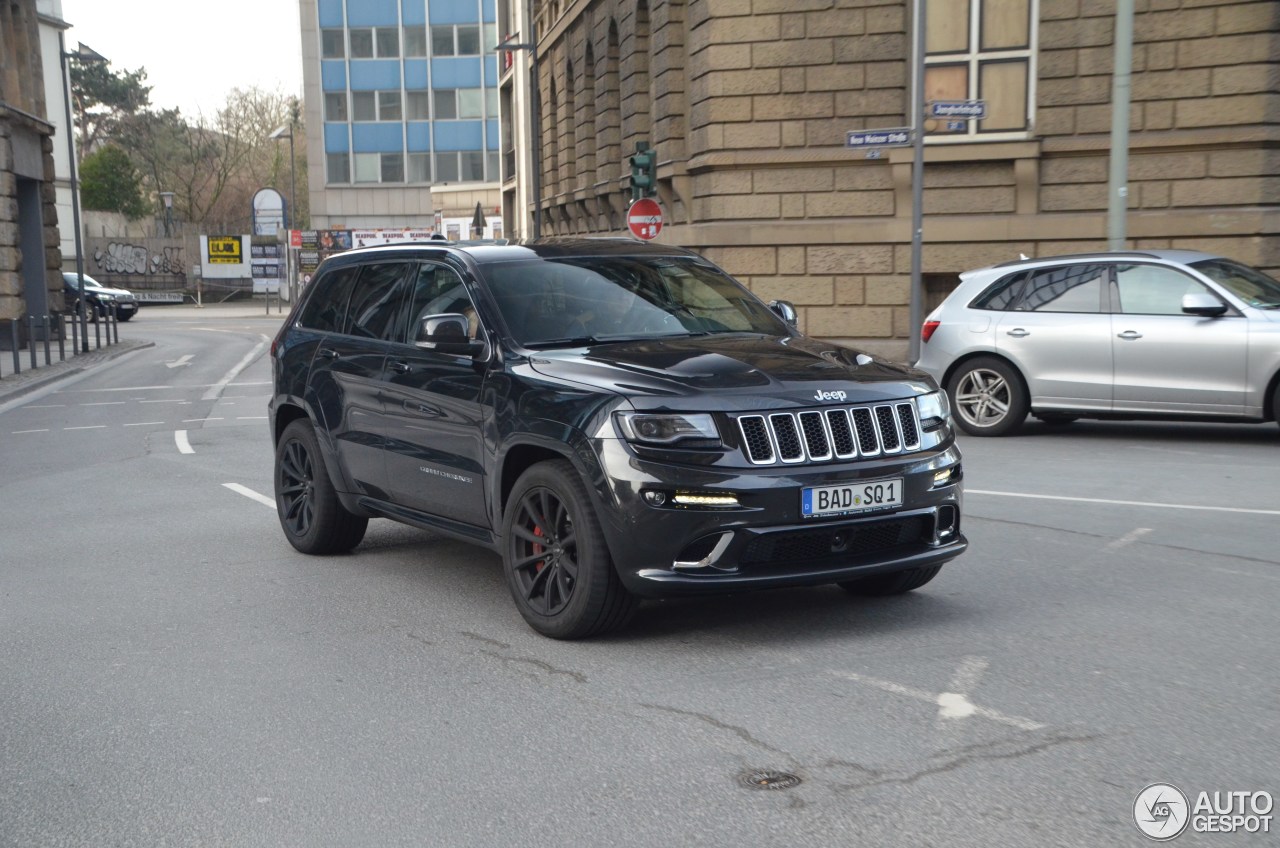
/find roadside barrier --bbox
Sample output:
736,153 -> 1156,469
0,309 -> 119,381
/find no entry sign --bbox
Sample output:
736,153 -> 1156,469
628,198 -> 663,240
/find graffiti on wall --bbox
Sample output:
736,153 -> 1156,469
92,243 -> 186,280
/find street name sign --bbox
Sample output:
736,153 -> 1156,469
929,100 -> 987,119
845,128 -> 912,149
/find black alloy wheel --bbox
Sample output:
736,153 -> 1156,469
502,460 -> 637,639
274,419 -> 367,554
509,487 -> 578,617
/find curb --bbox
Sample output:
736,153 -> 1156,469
0,339 -> 154,405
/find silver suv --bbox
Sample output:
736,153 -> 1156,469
914,250 -> 1280,435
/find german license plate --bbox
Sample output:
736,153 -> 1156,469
802,478 -> 903,518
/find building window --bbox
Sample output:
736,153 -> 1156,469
321,29 -> 345,59
407,92 -> 430,120
354,153 -> 381,183
405,26 -> 427,57
327,152 -> 350,183
924,0 -> 1035,137
325,93 -> 348,122
408,153 -> 431,183
458,89 -> 483,119
350,28 -> 374,59
376,27 -> 399,58
352,91 -> 376,122
378,91 -> 402,121
436,153 -> 460,183
381,152 -> 404,182
431,24 -> 482,57
461,151 -> 485,181
434,89 -> 458,119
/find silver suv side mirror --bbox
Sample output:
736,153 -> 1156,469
768,299 -> 798,327
1182,292 -> 1228,317
416,313 -> 486,356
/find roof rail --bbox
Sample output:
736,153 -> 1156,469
993,250 -> 1161,268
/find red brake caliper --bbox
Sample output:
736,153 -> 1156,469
532,525 -> 546,572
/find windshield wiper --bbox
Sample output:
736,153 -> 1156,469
523,336 -> 605,348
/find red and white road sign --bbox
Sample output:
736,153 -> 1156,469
628,198 -> 663,240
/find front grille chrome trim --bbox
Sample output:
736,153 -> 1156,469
733,401 -> 926,466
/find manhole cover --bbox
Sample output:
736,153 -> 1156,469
739,770 -> 802,790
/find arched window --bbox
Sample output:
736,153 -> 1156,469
564,59 -> 578,191
581,41 -> 598,189
602,20 -> 622,183
623,2 -> 651,152
546,76 -> 560,197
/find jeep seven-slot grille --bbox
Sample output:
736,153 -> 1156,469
736,402 -> 922,465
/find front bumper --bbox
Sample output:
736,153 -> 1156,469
592,439 -> 966,598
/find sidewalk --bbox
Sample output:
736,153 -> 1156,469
0,300 -> 290,406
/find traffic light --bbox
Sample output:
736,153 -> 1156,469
630,142 -> 657,202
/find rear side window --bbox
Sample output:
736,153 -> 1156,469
1016,264 -> 1107,313
298,267 -> 358,333
970,272 -> 1027,310
345,263 -> 411,339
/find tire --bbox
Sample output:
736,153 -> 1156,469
274,419 -> 368,554
502,459 -> 637,639
117,311 -> 133,322
838,565 -> 943,596
946,357 -> 1029,436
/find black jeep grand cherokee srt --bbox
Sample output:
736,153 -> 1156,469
269,239 -> 965,638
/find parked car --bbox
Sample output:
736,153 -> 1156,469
268,238 -> 966,638
62,272 -> 139,322
915,250 -> 1280,436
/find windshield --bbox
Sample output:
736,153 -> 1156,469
478,256 -> 788,346
1190,258 -> 1280,308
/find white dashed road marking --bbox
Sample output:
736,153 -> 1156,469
1106,527 -> 1153,550
968,489 -> 1280,517
123,421 -> 165,427
175,430 -> 194,455
937,656 -> 990,721
828,669 -> 1045,732
223,483 -> 275,509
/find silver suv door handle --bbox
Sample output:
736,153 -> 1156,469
1116,330 -> 1143,340
1005,328 -> 1029,337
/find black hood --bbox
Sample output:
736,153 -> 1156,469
527,333 -> 937,412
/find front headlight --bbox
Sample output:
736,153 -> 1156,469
915,390 -> 951,431
615,412 -> 720,446
97,294 -> 114,302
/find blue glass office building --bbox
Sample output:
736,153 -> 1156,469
304,0 -> 500,225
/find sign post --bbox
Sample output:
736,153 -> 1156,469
628,197 -> 663,241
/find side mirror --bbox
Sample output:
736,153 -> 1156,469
1182,292 -> 1228,317
416,313 -> 486,356
768,299 -> 798,327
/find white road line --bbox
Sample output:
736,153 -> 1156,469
236,416 -> 268,420
202,337 -> 267,401
223,483 -> 276,509
175,430 -> 194,454
968,489 -> 1280,517
82,401 -> 126,406
64,425 -> 107,430
23,404 -> 64,408
140,399 -> 191,404
123,421 -> 165,427
829,669 -> 1045,732
937,656 -> 989,721
184,417 -> 223,422
1210,567 -> 1280,584
1106,527 -> 1153,550
12,429 -> 49,434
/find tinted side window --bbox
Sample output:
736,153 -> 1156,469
298,267 -> 358,332
345,263 -> 410,339
1017,264 -> 1106,313
403,264 -> 479,342
970,272 -> 1027,310
1114,264 -> 1211,315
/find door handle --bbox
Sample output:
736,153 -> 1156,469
388,360 -> 411,374
1005,328 -> 1030,337
1116,330 -> 1143,340
318,348 -> 340,359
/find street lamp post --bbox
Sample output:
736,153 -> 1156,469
495,0 -> 541,239
59,37 -> 107,352
159,191 -> 175,237
270,123 -> 298,303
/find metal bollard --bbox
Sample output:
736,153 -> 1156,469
43,316 -> 52,365
28,316 -> 38,369
10,320 -> 20,374
93,309 -> 101,349
70,311 -> 79,355
58,315 -> 66,362
108,307 -> 116,344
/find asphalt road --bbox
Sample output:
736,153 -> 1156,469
1,307 -> 1277,846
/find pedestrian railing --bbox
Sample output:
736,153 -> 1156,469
0,309 -> 120,380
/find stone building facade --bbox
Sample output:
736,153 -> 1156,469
1,0 -> 63,332
511,0 -> 1280,358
